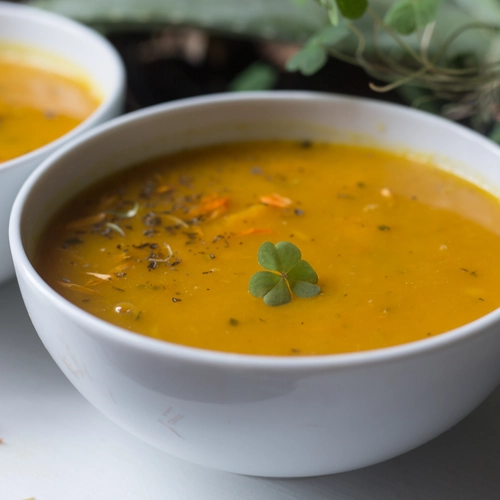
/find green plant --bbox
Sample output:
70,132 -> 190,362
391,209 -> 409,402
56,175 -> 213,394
286,0 -> 500,136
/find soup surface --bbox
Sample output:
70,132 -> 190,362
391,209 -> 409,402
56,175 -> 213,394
0,47 -> 99,162
35,141 -> 500,355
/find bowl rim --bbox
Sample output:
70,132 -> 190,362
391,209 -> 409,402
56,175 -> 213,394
0,0 -> 125,173
11,90 -> 500,371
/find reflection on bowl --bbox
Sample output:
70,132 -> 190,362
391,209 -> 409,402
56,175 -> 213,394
0,1 -> 125,285
10,92 -> 500,477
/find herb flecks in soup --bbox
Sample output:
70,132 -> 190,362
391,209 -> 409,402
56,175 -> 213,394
35,141 -> 500,356
0,49 -> 99,162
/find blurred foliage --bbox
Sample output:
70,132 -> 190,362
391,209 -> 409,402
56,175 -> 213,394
228,62 -> 279,91
29,0 -> 500,136
29,0 -> 329,42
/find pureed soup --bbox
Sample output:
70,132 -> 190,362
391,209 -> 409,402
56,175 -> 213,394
35,140 -> 500,356
0,44 -> 100,162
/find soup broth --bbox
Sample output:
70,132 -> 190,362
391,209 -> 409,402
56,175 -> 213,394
0,47 -> 99,162
35,141 -> 500,355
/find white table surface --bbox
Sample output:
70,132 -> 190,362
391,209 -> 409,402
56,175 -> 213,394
1,278 -> 499,500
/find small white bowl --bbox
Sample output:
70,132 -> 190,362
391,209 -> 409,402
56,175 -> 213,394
0,1 -> 125,285
10,92 -> 500,477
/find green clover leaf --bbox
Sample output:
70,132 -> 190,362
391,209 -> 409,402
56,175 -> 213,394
249,241 -> 321,306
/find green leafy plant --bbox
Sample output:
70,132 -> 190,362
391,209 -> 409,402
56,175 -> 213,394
286,0 -> 500,137
248,241 -> 321,306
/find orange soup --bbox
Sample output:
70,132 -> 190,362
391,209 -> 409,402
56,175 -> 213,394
35,141 -> 500,355
0,47 -> 99,162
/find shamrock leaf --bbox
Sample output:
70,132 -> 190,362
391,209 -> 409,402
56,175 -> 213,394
287,260 -> 321,298
248,271 -> 281,298
249,241 -> 321,306
257,241 -> 282,271
275,241 -> 302,273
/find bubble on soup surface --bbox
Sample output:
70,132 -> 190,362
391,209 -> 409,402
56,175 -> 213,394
114,302 -> 136,316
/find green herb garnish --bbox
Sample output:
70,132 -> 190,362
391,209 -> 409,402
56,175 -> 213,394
249,241 -> 321,306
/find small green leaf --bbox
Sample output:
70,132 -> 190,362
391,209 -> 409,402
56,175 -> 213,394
275,241 -> 302,272
249,271 -> 281,298
385,0 -> 441,35
290,280 -> 321,298
228,62 -> 278,92
258,241 -> 282,271
286,44 -> 328,75
286,19 -> 349,77
287,259 -> 319,284
263,278 -> 292,306
335,0 -> 367,20
309,23 -> 349,47
413,0 -> 441,28
384,1 -> 416,34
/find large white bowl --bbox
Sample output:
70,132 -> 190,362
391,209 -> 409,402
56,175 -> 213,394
10,92 -> 500,477
0,1 -> 125,285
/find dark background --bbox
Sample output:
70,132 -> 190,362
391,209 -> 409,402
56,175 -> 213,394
106,31 -> 404,113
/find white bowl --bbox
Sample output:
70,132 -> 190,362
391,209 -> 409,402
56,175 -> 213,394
10,92 -> 500,477
0,1 -> 125,285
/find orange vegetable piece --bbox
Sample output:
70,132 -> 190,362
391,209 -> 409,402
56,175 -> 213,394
189,195 -> 230,220
259,193 -> 292,208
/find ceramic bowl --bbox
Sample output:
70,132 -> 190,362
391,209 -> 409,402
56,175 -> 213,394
0,1 -> 125,285
9,92 -> 500,477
